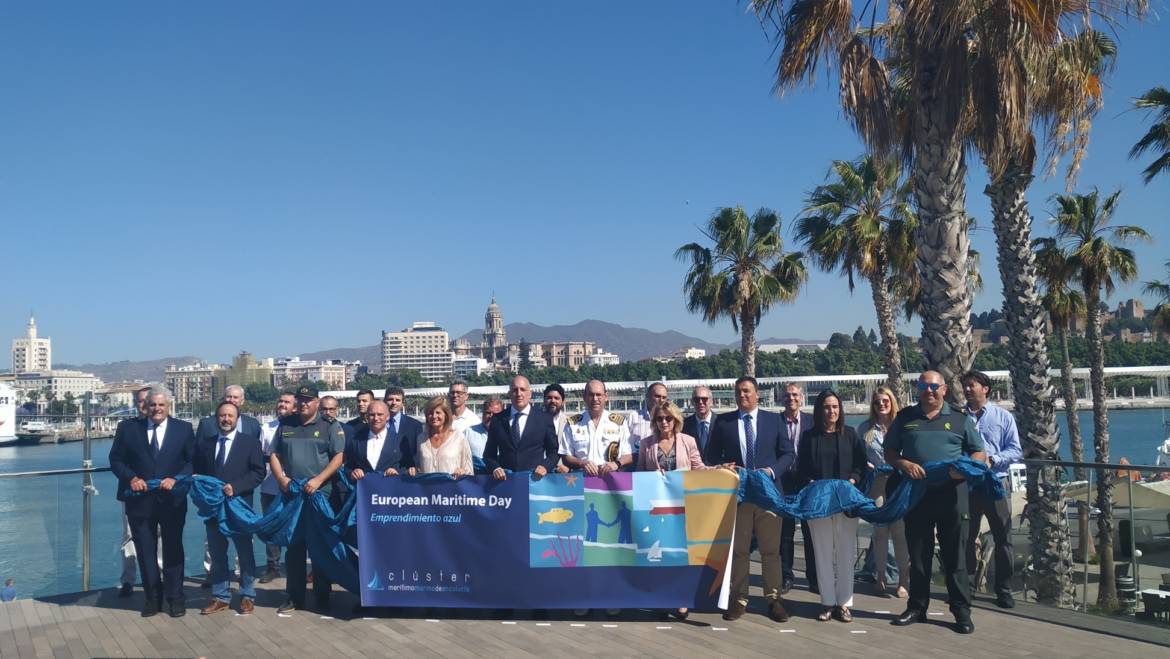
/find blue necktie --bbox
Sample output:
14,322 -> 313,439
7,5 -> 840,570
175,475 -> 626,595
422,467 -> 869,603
216,436 -> 227,469
699,421 -> 709,452
150,426 -> 160,457
744,414 -> 755,470
511,412 -> 522,443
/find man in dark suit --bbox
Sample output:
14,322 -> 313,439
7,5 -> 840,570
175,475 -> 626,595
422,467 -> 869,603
704,376 -> 795,623
117,386 -> 151,598
382,385 -> 423,455
195,385 -> 261,442
345,388 -> 375,436
777,383 -> 817,594
484,375 -> 559,479
345,400 -> 415,478
193,401 -> 265,615
682,385 -> 715,456
108,388 -> 195,618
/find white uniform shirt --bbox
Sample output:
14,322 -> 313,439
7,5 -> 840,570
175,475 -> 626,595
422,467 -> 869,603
452,407 -> 480,436
623,408 -> 654,454
259,418 -> 281,495
561,410 -> 633,465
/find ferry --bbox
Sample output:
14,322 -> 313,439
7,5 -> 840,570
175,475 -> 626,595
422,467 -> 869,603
0,384 -> 15,447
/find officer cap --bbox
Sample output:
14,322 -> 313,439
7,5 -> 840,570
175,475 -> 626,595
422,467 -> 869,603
295,384 -> 319,399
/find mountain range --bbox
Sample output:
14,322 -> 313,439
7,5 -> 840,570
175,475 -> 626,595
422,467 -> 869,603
58,320 -> 824,383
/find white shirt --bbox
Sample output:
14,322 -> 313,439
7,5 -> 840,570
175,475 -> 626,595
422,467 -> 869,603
259,418 -> 281,495
452,407 -> 480,435
146,418 -> 169,452
366,427 -> 388,469
215,429 -> 238,465
560,410 -> 632,465
509,404 -> 531,438
624,409 -> 654,449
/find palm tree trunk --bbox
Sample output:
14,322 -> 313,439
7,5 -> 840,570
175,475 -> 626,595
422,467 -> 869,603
868,263 -> 906,403
1058,325 -> 1093,563
985,162 -> 1071,604
1084,285 -> 1118,611
911,76 -> 976,399
740,307 -> 757,377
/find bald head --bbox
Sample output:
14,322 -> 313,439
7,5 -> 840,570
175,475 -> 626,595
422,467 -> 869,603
916,370 -> 947,413
509,375 -> 532,410
366,400 -> 390,434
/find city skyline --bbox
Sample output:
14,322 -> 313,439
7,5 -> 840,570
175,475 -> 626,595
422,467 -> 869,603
3,3 -> 1167,367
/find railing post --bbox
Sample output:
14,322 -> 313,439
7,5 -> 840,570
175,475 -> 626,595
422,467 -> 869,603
1127,477 -> 1138,599
81,393 -> 93,592
1083,469 -> 1091,612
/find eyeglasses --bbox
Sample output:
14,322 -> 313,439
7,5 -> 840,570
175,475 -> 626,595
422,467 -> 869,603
449,390 -> 468,397
322,407 -> 338,412
692,397 -> 710,403
917,382 -> 943,392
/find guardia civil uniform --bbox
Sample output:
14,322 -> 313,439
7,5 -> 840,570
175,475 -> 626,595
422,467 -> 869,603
560,410 -> 633,467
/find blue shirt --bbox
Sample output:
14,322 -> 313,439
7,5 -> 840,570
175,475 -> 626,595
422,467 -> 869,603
966,402 -> 1022,476
464,423 -> 488,459
0,586 -> 15,602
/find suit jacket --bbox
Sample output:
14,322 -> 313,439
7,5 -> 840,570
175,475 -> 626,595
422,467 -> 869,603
794,425 -> 868,491
195,413 -> 261,444
777,411 -> 814,494
483,405 -> 559,473
704,409 -> 794,486
109,416 -> 196,517
345,416 -> 369,438
345,425 -> 416,473
193,431 -> 265,506
637,432 -> 706,471
682,414 -> 715,455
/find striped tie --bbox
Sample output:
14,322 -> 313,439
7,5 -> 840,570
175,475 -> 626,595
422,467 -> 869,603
744,414 -> 755,470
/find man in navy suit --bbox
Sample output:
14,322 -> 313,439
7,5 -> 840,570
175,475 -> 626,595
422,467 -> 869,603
195,385 -> 261,442
108,387 -> 195,618
345,400 -> 415,478
484,375 -> 559,479
194,401 -> 265,615
682,385 -> 715,456
382,386 -> 423,456
705,376 -> 795,623
777,383 -> 817,594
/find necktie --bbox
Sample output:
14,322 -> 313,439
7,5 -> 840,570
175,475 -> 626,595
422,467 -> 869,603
216,436 -> 227,469
150,426 -> 160,457
699,421 -> 709,451
511,411 -> 522,443
744,414 -> 755,470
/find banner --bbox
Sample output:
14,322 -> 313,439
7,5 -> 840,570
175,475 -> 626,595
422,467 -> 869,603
356,470 -> 739,609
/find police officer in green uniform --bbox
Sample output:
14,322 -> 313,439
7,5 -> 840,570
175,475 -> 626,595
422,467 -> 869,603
885,370 -> 986,635
269,384 -> 347,614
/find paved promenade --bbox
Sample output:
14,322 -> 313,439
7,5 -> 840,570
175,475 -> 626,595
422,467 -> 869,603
3,571 -> 1167,658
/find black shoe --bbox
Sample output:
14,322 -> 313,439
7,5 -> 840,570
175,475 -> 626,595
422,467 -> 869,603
259,567 -> 280,584
168,600 -> 186,618
781,578 -> 794,594
141,599 -> 161,618
892,608 -> 927,626
995,593 -> 1015,609
314,594 -> 331,612
118,583 -> 133,598
277,600 -> 299,614
954,616 -> 975,634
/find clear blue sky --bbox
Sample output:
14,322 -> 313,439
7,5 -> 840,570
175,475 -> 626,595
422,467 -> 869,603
2,1 -> 1168,367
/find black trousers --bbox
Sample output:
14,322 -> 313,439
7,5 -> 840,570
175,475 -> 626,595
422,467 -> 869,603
967,479 -> 1013,596
780,517 -> 817,587
128,506 -> 186,603
286,513 -> 331,606
906,480 -> 971,614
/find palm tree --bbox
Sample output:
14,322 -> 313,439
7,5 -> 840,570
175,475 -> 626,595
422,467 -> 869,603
1143,261 -> 1170,337
676,206 -> 807,376
1035,238 -> 1092,563
1131,86 -> 1170,183
1047,188 -> 1149,611
796,155 -> 915,402
27,389 -> 41,412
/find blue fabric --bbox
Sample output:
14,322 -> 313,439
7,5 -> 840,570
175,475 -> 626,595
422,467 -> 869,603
738,457 -> 1003,523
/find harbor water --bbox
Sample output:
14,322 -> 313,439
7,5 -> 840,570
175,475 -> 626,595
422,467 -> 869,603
0,408 -> 1167,600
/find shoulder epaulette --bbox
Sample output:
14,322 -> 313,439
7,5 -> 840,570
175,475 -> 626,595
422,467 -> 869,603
608,412 -> 624,425
568,413 -> 582,424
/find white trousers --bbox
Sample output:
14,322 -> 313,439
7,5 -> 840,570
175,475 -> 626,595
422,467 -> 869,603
807,512 -> 859,607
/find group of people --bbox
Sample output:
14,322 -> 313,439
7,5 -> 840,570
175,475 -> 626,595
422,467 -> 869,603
109,368 -> 1020,634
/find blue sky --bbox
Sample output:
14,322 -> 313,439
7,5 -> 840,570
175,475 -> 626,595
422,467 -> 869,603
2,1 -> 1168,367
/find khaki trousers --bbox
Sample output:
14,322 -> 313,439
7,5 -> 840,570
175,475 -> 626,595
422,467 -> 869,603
731,501 -> 782,605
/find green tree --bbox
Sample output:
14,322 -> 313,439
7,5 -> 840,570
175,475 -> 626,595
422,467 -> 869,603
1046,188 -> 1149,612
1130,86 -> 1170,183
245,382 -> 279,404
676,207 -> 806,376
1143,260 -> 1170,336
796,155 -> 915,401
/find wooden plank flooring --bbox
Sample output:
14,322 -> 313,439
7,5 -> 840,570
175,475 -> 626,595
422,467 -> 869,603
2,573 -> 1167,658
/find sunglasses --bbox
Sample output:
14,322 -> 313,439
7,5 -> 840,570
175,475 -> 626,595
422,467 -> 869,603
653,416 -> 672,423
691,396 -> 710,402
917,382 -> 943,392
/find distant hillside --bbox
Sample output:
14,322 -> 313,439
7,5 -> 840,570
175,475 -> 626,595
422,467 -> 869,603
459,319 -> 732,362
55,356 -> 202,384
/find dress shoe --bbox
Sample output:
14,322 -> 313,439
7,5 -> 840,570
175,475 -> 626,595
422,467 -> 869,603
996,593 -> 1015,609
722,601 -> 747,621
201,600 -> 231,616
239,598 -> 254,615
141,599 -> 161,618
670,609 -> 689,621
259,567 -> 280,584
768,600 -> 790,623
277,600 -> 299,614
892,608 -> 927,626
169,600 -> 186,618
954,616 -> 975,634
314,594 -> 331,612
118,583 -> 133,598
835,606 -> 853,623
781,578 -> 794,595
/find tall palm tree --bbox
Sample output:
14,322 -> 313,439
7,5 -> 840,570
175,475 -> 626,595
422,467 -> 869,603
1035,238 -> 1092,563
796,155 -> 915,402
676,206 -> 807,376
1143,260 -> 1170,336
1047,188 -> 1149,611
1131,86 -> 1170,183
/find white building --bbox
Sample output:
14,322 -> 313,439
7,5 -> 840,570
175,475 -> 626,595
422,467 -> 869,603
453,356 -> 490,379
97,381 -> 150,409
13,369 -> 102,400
586,348 -> 621,367
670,347 -> 706,361
381,322 -> 454,382
11,316 -> 52,375
758,342 -> 828,354
270,357 -> 358,391
164,362 -> 225,405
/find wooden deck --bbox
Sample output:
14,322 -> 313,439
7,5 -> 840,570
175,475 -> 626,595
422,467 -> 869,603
2,572 -> 1168,658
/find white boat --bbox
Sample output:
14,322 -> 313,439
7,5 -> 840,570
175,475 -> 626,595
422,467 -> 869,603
0,384 -> 16,447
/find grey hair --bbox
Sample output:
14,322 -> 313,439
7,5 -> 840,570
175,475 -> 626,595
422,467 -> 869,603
223,384 -> 245,400
449,378 -> 469,390
146,386 -> 173,405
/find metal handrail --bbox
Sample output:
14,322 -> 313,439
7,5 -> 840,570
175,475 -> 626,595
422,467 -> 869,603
1021,458 -> 1170,473
0,466 -> 112,479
